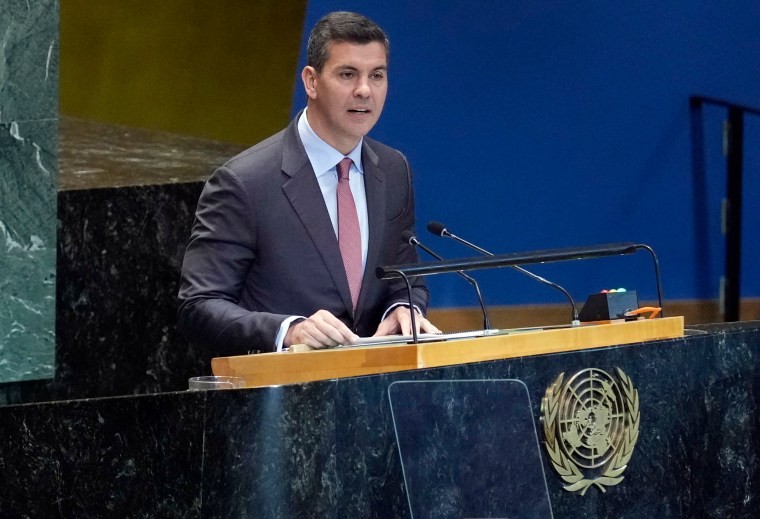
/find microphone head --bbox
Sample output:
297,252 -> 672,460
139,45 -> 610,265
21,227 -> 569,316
401,230 -> 417,245
427,221 -> 447,237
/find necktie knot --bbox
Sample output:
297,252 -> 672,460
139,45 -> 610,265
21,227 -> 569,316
337,157 -> 352,181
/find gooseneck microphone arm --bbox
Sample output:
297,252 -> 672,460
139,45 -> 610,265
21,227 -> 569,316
382,267 -> 419,344
403,231 -> 492,331
427,221 -> 580,326
633,244 -> 664,316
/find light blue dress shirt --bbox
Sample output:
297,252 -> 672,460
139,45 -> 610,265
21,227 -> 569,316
274,110 -> 370,350
297,109 -> 370,266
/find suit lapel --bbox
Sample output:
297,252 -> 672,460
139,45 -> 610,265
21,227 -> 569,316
355,141 -> 386,324
280,120 -> 354,315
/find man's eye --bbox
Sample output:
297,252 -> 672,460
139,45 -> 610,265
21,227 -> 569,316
340,72 -> 355,79
371,73 -> 385,80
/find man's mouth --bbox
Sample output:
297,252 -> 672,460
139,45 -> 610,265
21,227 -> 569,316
348,109 -> 370,114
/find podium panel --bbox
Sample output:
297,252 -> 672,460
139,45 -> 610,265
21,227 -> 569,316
389,380 -> 553,519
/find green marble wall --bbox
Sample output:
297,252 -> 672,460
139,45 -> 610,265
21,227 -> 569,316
0,0 -> 58,382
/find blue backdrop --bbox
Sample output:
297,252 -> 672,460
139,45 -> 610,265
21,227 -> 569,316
292,1 -> 760,310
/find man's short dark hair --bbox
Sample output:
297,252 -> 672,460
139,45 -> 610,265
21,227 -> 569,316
306,11 -> 389,72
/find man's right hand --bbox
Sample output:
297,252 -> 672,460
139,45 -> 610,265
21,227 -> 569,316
284,309 -> 359,349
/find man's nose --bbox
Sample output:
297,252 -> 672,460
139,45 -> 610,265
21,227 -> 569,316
354,78 -> 370,98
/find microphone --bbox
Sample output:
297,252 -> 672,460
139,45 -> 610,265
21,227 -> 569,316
402,231 -> 492,331
427,221 -> 580,326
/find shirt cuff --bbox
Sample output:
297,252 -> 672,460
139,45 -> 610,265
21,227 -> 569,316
275,316 -> 306,352
381,302 -> 422,322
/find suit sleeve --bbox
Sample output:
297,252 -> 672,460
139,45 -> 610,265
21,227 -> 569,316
381,154 -> 430,314
177,167 -> 287,355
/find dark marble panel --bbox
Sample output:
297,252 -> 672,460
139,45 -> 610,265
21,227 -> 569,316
389,380 -> 552,519
319,324 -> 759,517
327,362 -> 543,518
471,327 -> 760,518
0,0 -> 59,123
0,322 -> 756,517
200,383 -> 339,518
0,119 -> 56,383
332,371 -> 411,517
48,118 -> 243,400
0,391 -> 206,517
54,183 -> 210,399
689,320 -> 760,333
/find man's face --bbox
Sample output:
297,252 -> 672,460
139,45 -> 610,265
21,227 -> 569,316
302,41 -> 388,154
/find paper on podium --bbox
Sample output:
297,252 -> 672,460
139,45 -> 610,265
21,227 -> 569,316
288,329 -> 499,352
286,324 -> 585,352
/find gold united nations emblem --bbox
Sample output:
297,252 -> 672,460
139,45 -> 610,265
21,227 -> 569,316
540,367 -> 640,495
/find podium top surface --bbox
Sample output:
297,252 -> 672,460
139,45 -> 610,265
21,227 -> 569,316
212,316 -> 684,388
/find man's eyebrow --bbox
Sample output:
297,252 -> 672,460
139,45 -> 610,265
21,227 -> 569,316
335,65 -> 388,71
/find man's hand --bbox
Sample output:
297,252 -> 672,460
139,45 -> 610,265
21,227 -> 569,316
373,306 -> 441,337
284,309 -> 359,349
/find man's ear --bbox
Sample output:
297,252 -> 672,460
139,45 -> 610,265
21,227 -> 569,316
301,66 -> 319,100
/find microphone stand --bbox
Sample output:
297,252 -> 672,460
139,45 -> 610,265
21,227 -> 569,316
429,223 -> 581,326
384,268 -> 419,344
407,234 -> 492,331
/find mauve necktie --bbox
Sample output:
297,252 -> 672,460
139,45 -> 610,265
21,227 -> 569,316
336,157 -> 362,310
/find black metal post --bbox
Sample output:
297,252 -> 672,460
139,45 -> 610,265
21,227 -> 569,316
724,107 -> 744,322
690,96 -> 759,322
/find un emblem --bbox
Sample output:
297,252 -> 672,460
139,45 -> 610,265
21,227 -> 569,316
540,368 -> 640,495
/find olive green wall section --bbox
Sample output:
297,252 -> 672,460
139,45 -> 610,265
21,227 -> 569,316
60,0 -> 307,145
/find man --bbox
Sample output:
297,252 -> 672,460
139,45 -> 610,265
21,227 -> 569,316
178,11 -> 438,356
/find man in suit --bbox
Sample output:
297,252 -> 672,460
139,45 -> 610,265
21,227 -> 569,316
178,11 -> 439,356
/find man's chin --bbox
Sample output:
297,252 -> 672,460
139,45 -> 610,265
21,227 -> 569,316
344,119 -> 378,138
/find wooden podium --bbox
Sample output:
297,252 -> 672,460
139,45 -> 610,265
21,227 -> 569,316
212,317 -> 684,388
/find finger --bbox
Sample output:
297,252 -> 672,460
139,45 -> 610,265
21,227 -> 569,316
372,316 -> 397,337
419,317 -> 442,334
292,316 -> 347,348
402,311 -> 438,336
397,311 -> 413,336
309,311 -> 359,345
291,321 -> 334,348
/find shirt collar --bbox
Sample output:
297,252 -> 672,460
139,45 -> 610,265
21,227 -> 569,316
298,109 -> 364,178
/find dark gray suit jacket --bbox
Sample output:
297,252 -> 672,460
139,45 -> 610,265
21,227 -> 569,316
177,116 -> 428,356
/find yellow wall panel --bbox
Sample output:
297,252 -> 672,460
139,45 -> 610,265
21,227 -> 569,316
61,0 -> 307,145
